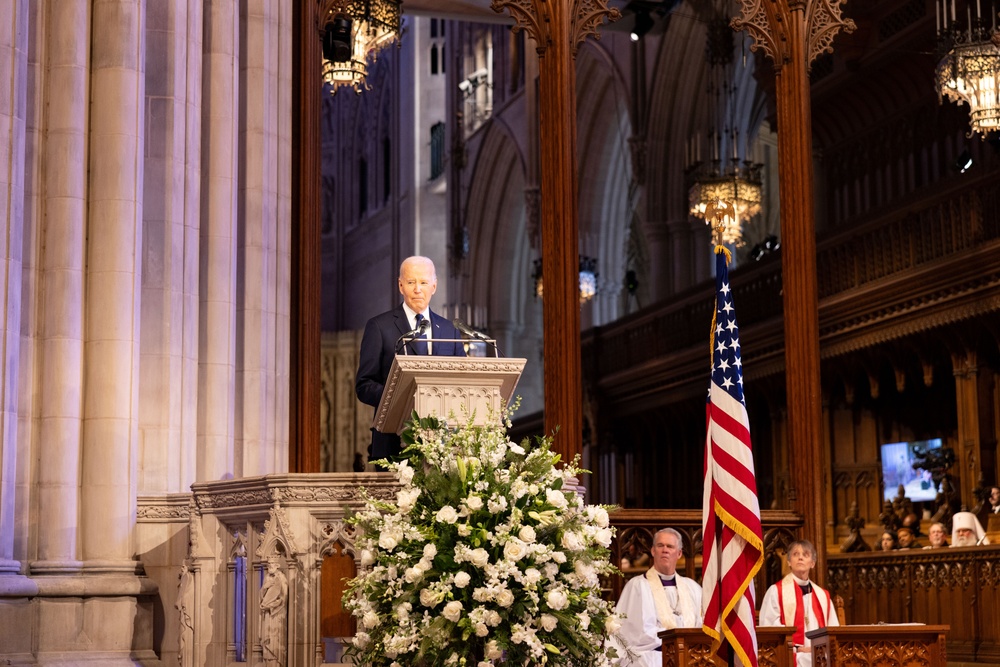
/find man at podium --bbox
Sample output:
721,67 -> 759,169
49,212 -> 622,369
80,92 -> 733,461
356,256 -> 465,461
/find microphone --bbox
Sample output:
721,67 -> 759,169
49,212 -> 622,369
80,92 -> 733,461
452,318 -> 490,341
452,318 -> 503,357
395,317 -> 430,354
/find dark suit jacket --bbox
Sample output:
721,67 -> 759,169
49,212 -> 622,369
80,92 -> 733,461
356,305 -> 465,460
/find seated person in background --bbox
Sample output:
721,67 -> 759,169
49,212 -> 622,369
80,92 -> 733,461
923,522 -> 948,548
612,528 -> 703,667
760,540 -> 839,667
951,511 -> 989,546
879,530 -> 899,551
896,526 -> 921,549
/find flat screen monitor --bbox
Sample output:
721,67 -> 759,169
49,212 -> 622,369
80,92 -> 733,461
880,438 -> 942,502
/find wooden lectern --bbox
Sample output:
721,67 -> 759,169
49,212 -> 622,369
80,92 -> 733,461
656,627 -> 795,667
808,625 -> 949,667
373,354 -> 527,434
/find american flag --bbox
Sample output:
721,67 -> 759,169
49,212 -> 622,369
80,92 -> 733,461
701,247 -> 764,667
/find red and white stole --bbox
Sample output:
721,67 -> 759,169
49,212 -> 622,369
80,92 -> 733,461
775,574 -> 831,645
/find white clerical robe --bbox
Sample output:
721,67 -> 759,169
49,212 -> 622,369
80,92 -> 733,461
611,570 -> 703,667
759,574 -> 839,667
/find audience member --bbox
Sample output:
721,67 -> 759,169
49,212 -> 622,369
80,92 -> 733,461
759,540 -> 839,667
879,530 -> 899,551
923,522 -> 948,548
951,511 -> 989,546
612,528 -> 703,667
896,526 -> 920,549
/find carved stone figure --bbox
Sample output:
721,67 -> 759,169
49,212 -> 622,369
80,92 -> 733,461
259,560 -> 288,666
175,563 -> 194,667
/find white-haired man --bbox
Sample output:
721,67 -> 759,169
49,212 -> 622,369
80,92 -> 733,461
759,540 -> 839,667
612,528 -> 703,667
951,511 -> 989,546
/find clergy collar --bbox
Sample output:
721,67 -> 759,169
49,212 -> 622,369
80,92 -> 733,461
790,574 -> 811,586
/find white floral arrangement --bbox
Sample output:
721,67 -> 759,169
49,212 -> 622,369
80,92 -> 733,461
343,411 -> 623,666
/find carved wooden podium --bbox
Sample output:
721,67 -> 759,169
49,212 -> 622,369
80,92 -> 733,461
373,354 -> 527,433
808,625 -> 949,667
656,627 -> 795,667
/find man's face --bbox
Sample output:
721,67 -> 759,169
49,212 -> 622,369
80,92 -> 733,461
928,524 -> 946,547
651,532 -> 682,576
954,527 -> 976,547
787,544 -> 815,579
898,529 -> 915,547
398,259 -> 437,313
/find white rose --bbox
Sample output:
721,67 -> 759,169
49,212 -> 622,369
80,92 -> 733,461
454,571 -> 472,588
561,531 -> 584,552
578,612 -> 591,630
465,495 -> 484,511
540,614 -> 558,632
594,527 -> 613,547
518,525 -> 537,543
469,548 -> 490,568
551,551 -> 567,563
606,615 -> 622,634
523,567 -> 541,586
495,588 -> 515,608
396,602 -> 411,621
486,641 -> 502,659
544,562 -> 559,579
475,622 -> 489,637
546,488 -> 568,509
436,505 -> 459,524
360,549 -> 375,567
404,567 -> 423,583
486,610 -> 502,626
396,487 -> 419,511
442,600 -> 463,623
379,532 -> 398,551
546,589 -> 569,611
362,610 -> 379,629
423,543 -> 438,560
503,538 -> 527,562
354,632 -> 371,648
420,588 -> 441,608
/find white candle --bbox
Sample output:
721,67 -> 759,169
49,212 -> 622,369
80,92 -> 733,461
952,0 -> 956,23
937,0 -> 941,33
968,6 -> 972,39
977,0 -> 982,19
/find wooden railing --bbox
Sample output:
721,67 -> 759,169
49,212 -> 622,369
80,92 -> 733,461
827,546 -> 1000,664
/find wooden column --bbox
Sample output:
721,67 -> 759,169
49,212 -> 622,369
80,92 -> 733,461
491,0 -> 618,463
291,1 -> 322,472
733,0 -> 855,579
952,350 -> 982,506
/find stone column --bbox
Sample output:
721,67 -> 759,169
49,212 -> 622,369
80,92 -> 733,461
81,0 -> 145,566
33,0 -> 90,573
0,0 -> 27,577
239,0 -> 288,477
199,0 -> 239,481
140,0 -> 199,494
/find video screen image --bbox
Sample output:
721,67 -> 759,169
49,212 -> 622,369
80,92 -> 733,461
880,438 -> 943,502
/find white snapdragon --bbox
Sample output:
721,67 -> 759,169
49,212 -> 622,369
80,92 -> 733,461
353,632 -> 370,648
396,461 -> 414,485
587,505 -> 610,528
606,615 -> 623,634
396,487 -> 420,512
360,549 -> 375,567
561,531 -> 584,552
487,495 -> 508,513
551,551 -> 567,564
508,442 -> 525,455
578,612 -> 591,630
523,567 -> 542,586
362,610 -> 379,629
457,523 -> 472,537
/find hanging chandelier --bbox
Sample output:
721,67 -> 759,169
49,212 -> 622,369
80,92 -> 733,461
686,12 -> 762,246
318,0 -> 401,94
935,0 -> 1000,135
532,256 -> 599,304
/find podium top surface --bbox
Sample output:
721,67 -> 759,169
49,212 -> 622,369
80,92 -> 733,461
373,355 -> 527,433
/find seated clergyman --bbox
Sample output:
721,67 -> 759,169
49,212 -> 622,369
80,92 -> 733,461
759,540 -> 839,667
951,511 -> 989,546
612,528 -> 703,667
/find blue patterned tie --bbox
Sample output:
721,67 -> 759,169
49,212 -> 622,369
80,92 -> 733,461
413,314 -> 429,355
